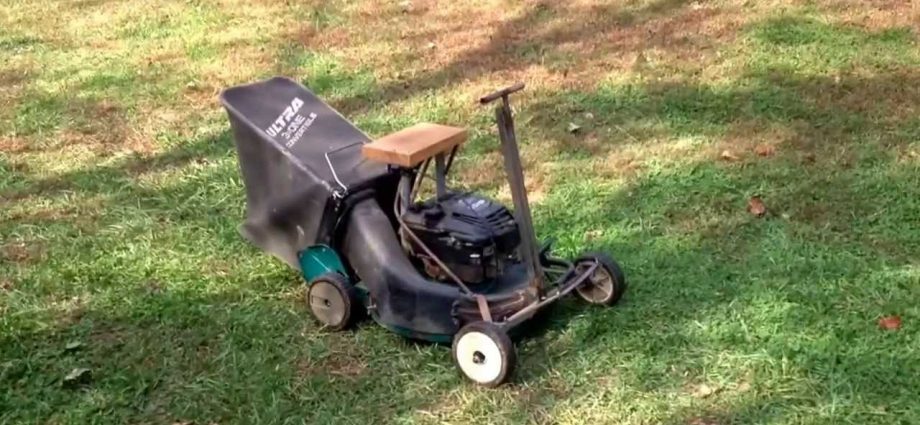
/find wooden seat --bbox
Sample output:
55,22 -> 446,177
362,123 -> 467,167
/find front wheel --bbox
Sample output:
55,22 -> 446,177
307,273 -> 358,331
451,322 -> 516,387
573,252 -> 627,306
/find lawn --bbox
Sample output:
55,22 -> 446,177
2,0 -> 919,423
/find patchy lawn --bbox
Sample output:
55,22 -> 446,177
2,0 -> 919,423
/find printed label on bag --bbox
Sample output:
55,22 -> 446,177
265,97 -> 316,148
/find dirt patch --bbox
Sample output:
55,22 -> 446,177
6,199 -> 103,232
0,136 -> 30,153
1,240 -> 45,265
0,68 -> 31,87
297,352 -> 368,380
296,334 -> 369,380
825,0 -> 920,31
717,119 -> 799,161
86,322 -> 129,348
598,149 -> 645,179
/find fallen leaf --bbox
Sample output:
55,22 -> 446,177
754,144 -> 776,157
879,315 -> 902,330
584,112 -> 594,120
737,381 -> 752,392
63,367 -> 92,388
719,150 -> 739,161
425,42 -> 436,50
585,229 -> 604,241
566,122 -> 581,133
692,383 -> 719,398
747,196 -> 767,217
64,341 -> 83,352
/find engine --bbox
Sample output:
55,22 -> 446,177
401,192 -> 520,283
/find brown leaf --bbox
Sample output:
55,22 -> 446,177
747,196 -> 767,217
754,144 -> 776,157
879,315 -> 902,330
585,229 -> 604,241
719,150 -> 739,161
691,383 -> 719,398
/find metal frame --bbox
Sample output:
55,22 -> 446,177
491,93 -> 544,296
324,141 -> 366,198
387,82 -> 603,331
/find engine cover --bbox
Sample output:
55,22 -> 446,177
401,192 -> 520,283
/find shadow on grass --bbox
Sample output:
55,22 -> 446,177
525,69 -> 920,158
1,129 -> 234,203
299,0 -> 705,115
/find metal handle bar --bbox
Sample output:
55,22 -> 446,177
479,82 -> 525,104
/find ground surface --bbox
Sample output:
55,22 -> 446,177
2,1 -> 919,424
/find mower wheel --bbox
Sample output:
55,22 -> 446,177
452,321 -> 516,387
573,252 -> 627,306
307,273 -> 357,331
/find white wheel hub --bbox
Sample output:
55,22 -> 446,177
454,330 -> 503,384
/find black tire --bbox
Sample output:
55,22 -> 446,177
307,273 -> 357,331
451,321 -> 516,387
573,252 -> 627,306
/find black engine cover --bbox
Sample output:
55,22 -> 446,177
402,192 -> 520,283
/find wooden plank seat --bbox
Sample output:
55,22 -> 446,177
362,123 -> 467,167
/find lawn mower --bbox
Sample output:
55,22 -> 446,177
219,77 -> 626,386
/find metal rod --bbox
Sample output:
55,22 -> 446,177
500,262 -> 597,329
434,153 -> 447,199
494,101 -> 544,294
444,145 -> 459,176
324,152 -> 349,194
410,158 -> 430,203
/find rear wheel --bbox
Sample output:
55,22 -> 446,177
307,273 -> 357,331
573,252 -> 627,306
452,322 -> 516,387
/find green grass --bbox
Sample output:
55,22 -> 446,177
2,1 -> 920,423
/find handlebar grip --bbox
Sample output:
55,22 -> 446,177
479,82 -> 525,104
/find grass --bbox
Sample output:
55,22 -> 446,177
2,0 -> 919,423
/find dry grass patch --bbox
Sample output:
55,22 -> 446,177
1,239 -> 46,265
